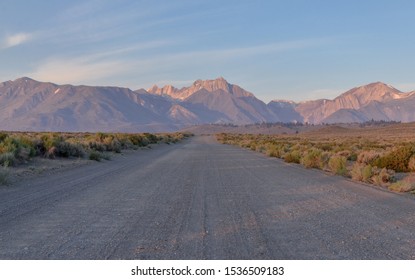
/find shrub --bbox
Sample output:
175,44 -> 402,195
131,135 -> 149,147
351,163 -> 373,182
336,150 -> 351,158
16,147 -> 32,161
357,150 -> 381,164
373,145 -> 415,172
102,136 -> 122,152
89,151 -> 102,161
328,155 -> 347,176
0,152 -> 16,167
266,146 -> 282,158
89,141 -> 106,152
256,144 -> 266,153
143,133 -> 159,144
56,141 -> 85,158
348,152 -> 358,161
371,167 -> 394,187
301,148 -> 323,169
315,142 -> 333,151
0,133 -> 8,142
389,180 -> 415,192
284,150 -> 301,164
40,134 -> 62,151
408,155 -> 415,172
320,151 -> 332,170
89,151 -> 111,161
0,137 -> 18,154
45,146 -> 57,159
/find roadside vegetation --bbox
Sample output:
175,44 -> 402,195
0,131 -> 191,184
217,125 -> 415,194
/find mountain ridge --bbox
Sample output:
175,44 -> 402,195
147,77 -> 255,100
1,77 -> 415,132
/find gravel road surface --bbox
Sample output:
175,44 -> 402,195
1,136 -> 415,259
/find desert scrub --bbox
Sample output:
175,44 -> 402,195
350,163 -> 373,183
0,152 -> 16,167
89,150 -> 111,161
328,155 -> 347,176
389,178 -> 415,193
216,127 -> 415,188
266,145 -> 283,158
371,167 -> 394,187
56,141 -> 86,158
350,163 -> 394,185
408,155 -> 415,172
284,150 -> 301,164
356,150 -> 382,165
373,144 -> 415,172
0,131 -> 189,166
300,148 -> 324,169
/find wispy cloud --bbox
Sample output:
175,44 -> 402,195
26,40 -> 173,85
27,56 -> 133,85
38,1 -> 181,46
127,38 -> 332,78
1,32 -> 33,49
160,38 -> 331,62
25,37 -> 331,88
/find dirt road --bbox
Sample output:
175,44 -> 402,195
1,136 -> 415,259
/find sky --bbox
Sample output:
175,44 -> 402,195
1,0 -> 415,102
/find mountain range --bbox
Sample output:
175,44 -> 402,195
1,76 -> 414,132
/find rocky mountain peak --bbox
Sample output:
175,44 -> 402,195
12,77 -> 40,86
342,82 -> 402,99
190,77 -> 230,93
147,77 -> 253,100
147,84 -> 178,96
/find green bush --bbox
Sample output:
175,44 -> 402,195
16,147 -> 32,161
88,141 -> 106,152
284,150 -> 301,164
89,151 -> 102,161
40,134 -> 62,151
0,137 -> 18,154
328,155 -> 347,176
131,135 -> 149,147
389,180 -> 415,192
0,133 -> 8,142
407,155 -> 415,172
0,152 -> 16,167
266,146 -> 282,158
351,163 -> 373,182
143,133 -> 159,144
373,144 -> 415,172
357,150 -> 381,164
56,142 -> 85,158
301,148 -> 323,169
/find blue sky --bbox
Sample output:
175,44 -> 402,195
1,0 -> 414,102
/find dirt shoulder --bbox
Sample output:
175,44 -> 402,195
1,147 -> 153,186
